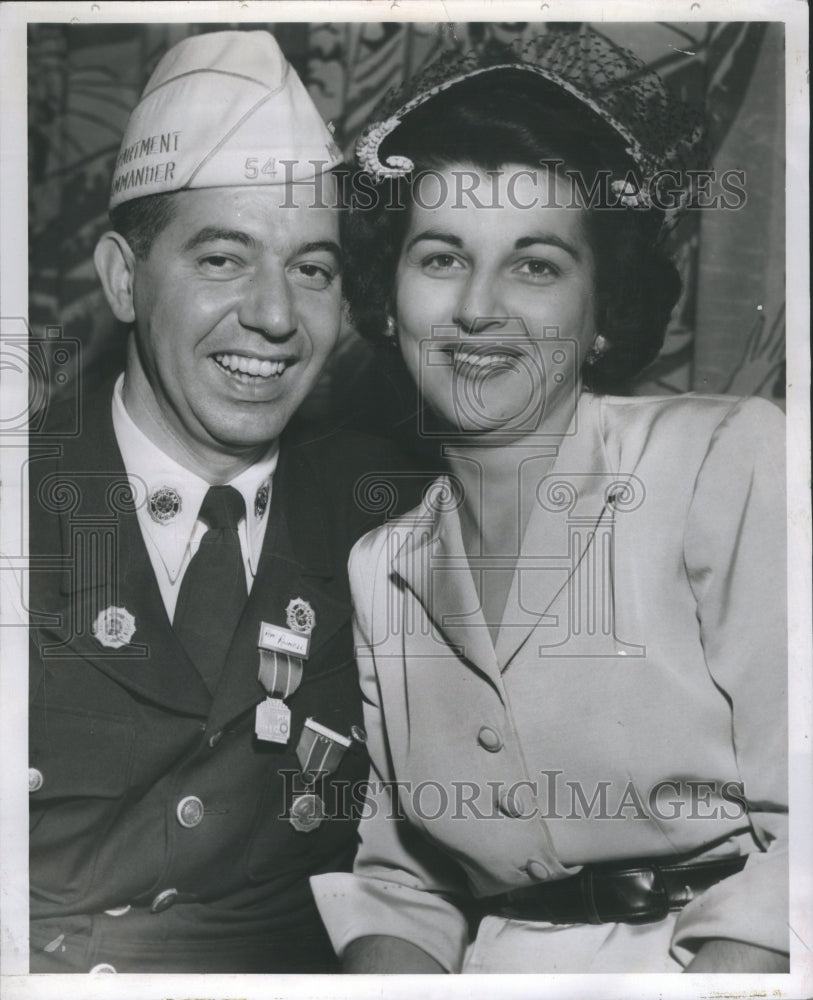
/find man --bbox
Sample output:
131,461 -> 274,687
28,30 -> 422,974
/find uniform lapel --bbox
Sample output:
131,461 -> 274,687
495,393 -> 616,671
390,479 -> 501,686
39,385 -> 212,715
208,433 -> 352,731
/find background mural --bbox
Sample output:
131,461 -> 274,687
27,20 -> 786,437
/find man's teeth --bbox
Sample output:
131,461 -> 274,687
214,353 -> 287,377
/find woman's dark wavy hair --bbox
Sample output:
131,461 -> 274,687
342,71 -> 682,392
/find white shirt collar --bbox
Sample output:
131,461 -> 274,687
111,373 -> 278,583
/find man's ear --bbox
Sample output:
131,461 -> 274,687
94,232 -> 137,324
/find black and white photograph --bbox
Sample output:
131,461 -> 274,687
0,2 -> 809,998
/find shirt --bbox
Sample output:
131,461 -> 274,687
111,374 -> 278,620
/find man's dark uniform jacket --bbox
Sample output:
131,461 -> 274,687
28,380 -> 429,973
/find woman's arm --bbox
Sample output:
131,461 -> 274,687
311,528 -> 471,973
685,939 -> 789,973
673,397 -> 788,970
343,936 -> 446,973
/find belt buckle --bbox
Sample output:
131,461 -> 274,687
590,863 -> 671,924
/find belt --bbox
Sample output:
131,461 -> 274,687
471,855 -> 746,926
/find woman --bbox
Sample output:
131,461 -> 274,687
312,29 -> 787,974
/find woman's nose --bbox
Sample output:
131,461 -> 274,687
452,272 -> 506,335
237,265 -> 297,340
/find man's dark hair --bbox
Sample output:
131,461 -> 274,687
109,192 -> 177,259
342,71 -> 682,393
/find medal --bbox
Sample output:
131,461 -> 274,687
289,792 -> 325,833
295,718 -> 352,784
148,486 -> 182,524
254,619 -> 311,743
254,697 -> 292,744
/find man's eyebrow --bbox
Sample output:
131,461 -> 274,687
404,230 -> 464,253
514,234 -> 581,260
296,240 -> 343,265
182,228 -> 258,252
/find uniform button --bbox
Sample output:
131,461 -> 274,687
477,726 -> 503,752
207,731 -> 223,748
350,725 -> 367,744
176,795 -> 204,828
89,963 -> 117,973
527,859 -> 550,881
29,768 -> 44,793
150,888 -> 178,913
103,904 -> 131,917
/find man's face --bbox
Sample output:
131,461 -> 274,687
128,183 -> 341,462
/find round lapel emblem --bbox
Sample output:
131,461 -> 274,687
285,597 -> 315,635
148,486 -> 182,524
92,606 -> 136,649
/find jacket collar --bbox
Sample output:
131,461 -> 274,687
44,383 -> 345,721
390,393 -> 618,684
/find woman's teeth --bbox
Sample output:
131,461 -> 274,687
453,350 -> 516,371
214,353 -> 287,378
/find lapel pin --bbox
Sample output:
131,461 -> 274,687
285,596 -> 315,635
254,482 -> 269,519
148,486 -> 182,524
92,606 -> 136,649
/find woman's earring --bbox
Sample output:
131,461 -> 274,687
586,334 -> 610,365
383,314 -> 397,343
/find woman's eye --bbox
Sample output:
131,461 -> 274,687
515,259 -> 559,281
423,253 -> 464,273
291,263 -> 336,289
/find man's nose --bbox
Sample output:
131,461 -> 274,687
237,265 -> 297,339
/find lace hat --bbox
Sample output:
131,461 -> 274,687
110,30 -> 342,209
356,26 -> 706,210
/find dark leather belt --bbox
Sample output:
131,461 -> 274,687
471,856 -> 746,926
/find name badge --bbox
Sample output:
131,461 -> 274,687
258,622 -> 310,659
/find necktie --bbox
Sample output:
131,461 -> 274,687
174,485 -> 248,692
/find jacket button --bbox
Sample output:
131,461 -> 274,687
150,888 -> 178,913
498,787 -> 531,818
103,904 -> 131,917
527,859 -> 550,881
207,731 -> 223,748
350,725 -> 367,744
28,768 -> 44,793
477,726 -> 503,752
176,795 -> 204,828
89,963 -> 117,973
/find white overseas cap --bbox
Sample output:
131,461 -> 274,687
109,30 -> 342,209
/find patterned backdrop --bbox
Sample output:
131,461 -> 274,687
27,21 -> 785,433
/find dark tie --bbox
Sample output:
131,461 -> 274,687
174,485 -> 248,692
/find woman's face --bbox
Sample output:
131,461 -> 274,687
395,163 -> 598,442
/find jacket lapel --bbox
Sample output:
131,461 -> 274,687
208,434 -> 353,731
40,384 -> 212,715
495,393 -> 617,670
390,481 -> 502,686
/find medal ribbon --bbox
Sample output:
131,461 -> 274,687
295,719 -> 352,783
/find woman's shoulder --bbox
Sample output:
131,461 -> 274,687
595,392 -> 784,455
349,475 -> 444,575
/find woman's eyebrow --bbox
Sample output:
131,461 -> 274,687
404,230 -> 464,253
514,234 -> 581,260
182,227 -> 257,252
